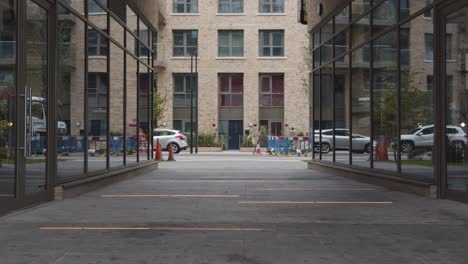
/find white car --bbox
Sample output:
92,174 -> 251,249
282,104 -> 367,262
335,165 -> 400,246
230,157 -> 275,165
314,129 -> 372,154
153,129 -> 188,154
400,125 -> 467,153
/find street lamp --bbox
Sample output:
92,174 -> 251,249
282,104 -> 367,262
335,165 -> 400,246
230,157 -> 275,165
190,51 -> 198,154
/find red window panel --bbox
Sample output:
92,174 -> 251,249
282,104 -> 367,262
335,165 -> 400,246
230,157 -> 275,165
231,94 -> 243,106
272,75 -> 284,93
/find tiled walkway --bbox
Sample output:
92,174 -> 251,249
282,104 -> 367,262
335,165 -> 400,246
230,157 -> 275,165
1,154 -> 468,263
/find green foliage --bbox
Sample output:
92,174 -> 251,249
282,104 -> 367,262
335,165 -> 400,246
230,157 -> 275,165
373,70 -> 432,136
241,134 -> 254,147
153,92 -> 167,124
187,132 -> 222,147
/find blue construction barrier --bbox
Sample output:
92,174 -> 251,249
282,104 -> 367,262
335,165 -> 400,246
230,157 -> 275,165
266,136 -> 312,154
30,136 -> 141,154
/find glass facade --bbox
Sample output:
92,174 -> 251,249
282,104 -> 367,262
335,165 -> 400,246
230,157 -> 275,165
1,0 -> 156,214
312,0 -> 437,180
311,0 -> 468,200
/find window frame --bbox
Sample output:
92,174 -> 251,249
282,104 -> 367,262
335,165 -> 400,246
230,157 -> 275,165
259,30 -> 285,57
259,74 -> 284,107
219,74 -> 244,107
173,74 -> 197,107
258,0 -> 284,14
218,0 -> 244,13
173,0 -> 198,14
88,72 -> 108,111
87,28 -> 108,57
218,30 -> 244,57
173,30 -> 198,57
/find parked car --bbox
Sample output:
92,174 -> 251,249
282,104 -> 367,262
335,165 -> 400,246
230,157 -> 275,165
153,128 -> 188,154
314,128 -> 372,154
400,125 -> 467,153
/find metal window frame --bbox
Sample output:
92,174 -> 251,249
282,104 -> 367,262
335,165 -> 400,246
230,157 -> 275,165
218,0 -> 244,13
219,73 -> 244,107
259,30 -> 285,57
258,0 -> 284,13
218,30 -> 244,57
259,73 -> 285,108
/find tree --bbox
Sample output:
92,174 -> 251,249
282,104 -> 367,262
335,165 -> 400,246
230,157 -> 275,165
153,91 -> 167,125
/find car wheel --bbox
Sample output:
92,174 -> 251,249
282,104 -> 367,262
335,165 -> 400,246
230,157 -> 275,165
364,143 -> 371,153
169,143 -> 181,154
401,141 -> 414,153
320,143 -> 331,154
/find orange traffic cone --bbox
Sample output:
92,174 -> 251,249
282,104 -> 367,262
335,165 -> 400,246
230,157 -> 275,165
167,143 -> 176,162
155,139 -> 163,161
255,143 -> 262,155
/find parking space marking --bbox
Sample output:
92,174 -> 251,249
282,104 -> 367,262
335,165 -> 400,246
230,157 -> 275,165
238,201 -> 393,204
253,188 -> 377,191
101,194 -> 240,198
40,227 -> 264,231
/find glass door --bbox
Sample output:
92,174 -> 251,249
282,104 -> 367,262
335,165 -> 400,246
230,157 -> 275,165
443,2 -> 468,198
23,0 -> 49,196
0,0 -> 18,205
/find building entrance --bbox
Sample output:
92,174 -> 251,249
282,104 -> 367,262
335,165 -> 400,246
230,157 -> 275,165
0,0 -> 53,215
441,0 -> 468,201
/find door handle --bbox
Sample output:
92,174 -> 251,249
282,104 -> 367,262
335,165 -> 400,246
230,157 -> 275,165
20,87 -> 32,158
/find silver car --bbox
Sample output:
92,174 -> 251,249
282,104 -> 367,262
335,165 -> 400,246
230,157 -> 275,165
153,129 -> 188,154
314,129 -> 372,154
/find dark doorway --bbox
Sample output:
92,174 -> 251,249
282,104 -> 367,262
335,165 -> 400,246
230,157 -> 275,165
228,120 -> 242,150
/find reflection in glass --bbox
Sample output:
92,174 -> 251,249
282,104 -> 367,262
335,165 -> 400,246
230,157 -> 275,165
352,14 -> 370,48
313,72 -> 320,160
351,0 -> 370,20
0,0 -> 16,197
25,0 -> 48,194
446,7 -> 468,193
320,64 -> 333,161
126,54 -> 138,164
335,55 -> 350,164
351,46 -> 371,167
400,15 -> 434,179
87,25 -> 109,172
400,0 -> 433,20
139,63 -> 150,161
373,30 -> 398,172
110,43 -> 124,168
57,4 -> 85,181
372,0 -> 397,37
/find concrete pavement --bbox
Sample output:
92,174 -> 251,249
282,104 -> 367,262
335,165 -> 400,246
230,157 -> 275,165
1,153 -> 468,263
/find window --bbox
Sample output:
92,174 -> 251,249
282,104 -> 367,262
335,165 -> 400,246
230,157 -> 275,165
88,0 -> 107,14
425,33 -> 452,60
424,33 -> 433,60
136,30 -> 150,57
219,74 -> 243,107
88,73 -> 108,111
259,30 -> 284,57
87,29 -> 108,56
424,0 -> 433,18
219,0 -> 243,13
218,31 -> 244,57
260,74 -> 284,107
173,0 -> 198,13
173,30 -> 198,57
259,0 -> 284,13
173,74 -> 197,107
